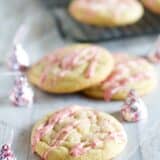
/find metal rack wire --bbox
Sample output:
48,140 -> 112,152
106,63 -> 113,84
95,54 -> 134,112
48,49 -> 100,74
43,0 -> 160,42
42,0 -> 70,8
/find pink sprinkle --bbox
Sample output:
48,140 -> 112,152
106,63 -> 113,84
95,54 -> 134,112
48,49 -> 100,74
85,58 -> 97,78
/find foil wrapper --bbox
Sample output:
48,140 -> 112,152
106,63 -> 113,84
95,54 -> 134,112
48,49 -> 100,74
144,36 -> 160,64
0,122 -> 16,160
10,74 -> 34,107
0,144 -> 16,160
121,90 -> 148,122
7,44 -> 30,71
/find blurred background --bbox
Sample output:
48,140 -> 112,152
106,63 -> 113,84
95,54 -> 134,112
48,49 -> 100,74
0,0 -> 160,64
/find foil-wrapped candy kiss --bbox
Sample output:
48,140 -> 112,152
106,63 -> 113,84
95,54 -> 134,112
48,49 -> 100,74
9,74 -> 34,107
143,36 -> 160,64
0,144 -> 16,160
121,90 -> 148,122
7,24 -> 30,71
0,122 -> 16,160
7,44 -> 30,71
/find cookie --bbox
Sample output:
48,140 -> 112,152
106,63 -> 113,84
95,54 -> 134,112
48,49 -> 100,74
31,105 -> 127,160
83,53 -> 157,100
69,0 -> 144,27
27,44 -> 114,93
142,0 -> 160,14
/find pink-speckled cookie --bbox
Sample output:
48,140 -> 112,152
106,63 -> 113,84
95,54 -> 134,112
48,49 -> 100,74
69,0 -> 144,27
27,44 -> 114,93
84,53 -> 157,100
31,105 -> 127,160
142,0 -> 160,14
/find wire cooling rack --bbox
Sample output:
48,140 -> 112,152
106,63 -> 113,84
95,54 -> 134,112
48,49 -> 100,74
42,0 -> 70,8
42,0 -> 160,42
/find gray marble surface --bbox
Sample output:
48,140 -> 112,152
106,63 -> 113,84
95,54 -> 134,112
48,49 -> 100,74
0,0 -> 160,160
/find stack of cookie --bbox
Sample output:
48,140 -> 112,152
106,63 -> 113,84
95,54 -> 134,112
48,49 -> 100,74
68,0 -> 160,27
28,1 -> 159,159
27,44 -> 157,101
29,44 -> 157,160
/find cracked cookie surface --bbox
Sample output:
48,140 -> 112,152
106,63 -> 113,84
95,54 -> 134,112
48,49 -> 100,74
84,53 -> 157,100
27,44 -> 114,93
31,105 -> 127,160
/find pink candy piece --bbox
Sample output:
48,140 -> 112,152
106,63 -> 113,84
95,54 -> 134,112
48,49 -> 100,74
121,89 -> 148,122
10,74 -> 34,107
7,44 -> 30,71
0,144 -> 16,160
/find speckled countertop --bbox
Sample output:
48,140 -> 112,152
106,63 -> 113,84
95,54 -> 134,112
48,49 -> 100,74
0,0 -> 160,160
